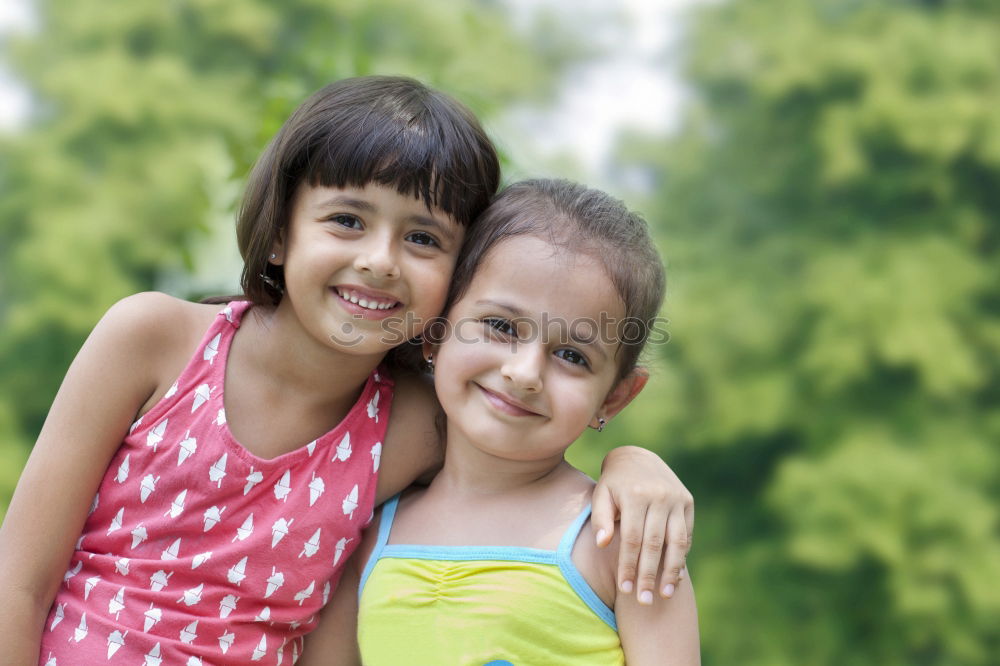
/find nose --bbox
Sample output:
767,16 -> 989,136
354,235 -> 400,280
501,344 -> 544,393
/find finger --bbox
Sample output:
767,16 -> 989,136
634,503 -> 668,605
590,483 -> 618,548
615,502 -> 647,595
659,505 -> 690,598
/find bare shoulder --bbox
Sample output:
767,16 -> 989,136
101,293 -> 223,415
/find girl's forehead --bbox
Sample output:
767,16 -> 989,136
464,236 -> 624,320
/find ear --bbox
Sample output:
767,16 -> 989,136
591,367 -> 649,429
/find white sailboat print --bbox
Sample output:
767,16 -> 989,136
272,470 -> 292,502
107,507 -> 125,535
214,407 -> 227,426
191,551 -> 213,569
160,538 -> 182,560
70,612 -> 87,642
271,517 -> 293,547
114,557 -> 130,575
306,439 -> 317,456
203,504 -> 226,531
244,467 -> 263,495
177,431 -> 197,465
294,580 -> 315,605
233,513 -> 254,542
143,643 -> 162,666
88,492 -> 99,516
219,594 -> 238,618
115,454 -> 130,483
218,629 -> 236,653
191,383 -> 213,412
227,556 -> 248,585
342,484 -> 359,519
264,566 -> 285,598
177,582 -> 204,606
367,388 -> 380,422
322,581 -> 331,605
333,537 -> 353,566
251,634 -> 267,661
254,606 -> 271,622
129,415 -> 144,434
164,380 -> 179,398
222,303 -> 234,322
143,603 -> 162,632
146,418 -> 168,451
130,523 -> 148,549
49,603 -> 65,631
63,560 -> 82,584
108,586 -> 126,620
209,452 -> 228,487
371,441 -> 382,472
179,619 -> 198,644
148,570 -> 172,591
139,474 -> 159,503
43,653 -> 56,666
204,332 -> 222,363
83,575 -> 101,600
106,630 -> 127,658
186,657 -> 203,666
166,489 -> 187,519
299,528 -> 321,558
333,432 -> 351,462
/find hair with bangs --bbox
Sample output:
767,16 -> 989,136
445,179 -> 666,380
237,76 -> 500,305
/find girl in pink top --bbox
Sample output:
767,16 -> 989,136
0,76 -> 694,664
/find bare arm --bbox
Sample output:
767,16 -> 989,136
592,445 -> 695,604
374,371 -> 444,505
616,565 -> 700,666
0,293 -> 194,664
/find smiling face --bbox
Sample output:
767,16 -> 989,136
272,182 -> 463,357
430,235 -> 636,463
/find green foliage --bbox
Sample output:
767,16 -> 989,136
612,0 -> 1000,663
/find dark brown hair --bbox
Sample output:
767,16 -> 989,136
445,179 -> 666,379
237,76 -> 500,305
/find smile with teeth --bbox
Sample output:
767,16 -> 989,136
335,288 -> 400,311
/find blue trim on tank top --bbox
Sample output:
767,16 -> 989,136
358,494 -> 617,631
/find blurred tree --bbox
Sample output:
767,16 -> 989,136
0,0 -> 583,515
613,0 -> 1000,663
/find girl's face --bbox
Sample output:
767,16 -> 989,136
431,235 -> 631,463
273,182 -> 463,357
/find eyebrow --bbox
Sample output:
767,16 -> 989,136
318,195 -> 458,240
475,299 -> 611,360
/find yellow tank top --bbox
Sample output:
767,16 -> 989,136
357,495 -> 624,665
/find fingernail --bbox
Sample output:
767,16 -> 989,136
639,590 -> 653,605
620,580 -> 633,594
595,529 -> 607,545
662,583 -> 675,597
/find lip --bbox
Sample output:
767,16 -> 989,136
332,284 -> 403,320
476,384 -> 543,418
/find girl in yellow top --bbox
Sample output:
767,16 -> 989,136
301,179 -> 700,665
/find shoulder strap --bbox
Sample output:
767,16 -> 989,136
357,494 -> 401,600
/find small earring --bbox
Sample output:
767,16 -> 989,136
597,417 -> 607,433
425,354 -> 435,375
269,253 -> 277,261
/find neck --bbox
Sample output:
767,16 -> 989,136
430,429 -> 573,498
240,301 -> 385,403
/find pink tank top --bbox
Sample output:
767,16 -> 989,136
39,301 -> 391,665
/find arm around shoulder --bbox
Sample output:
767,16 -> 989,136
0,292 -> 198,663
